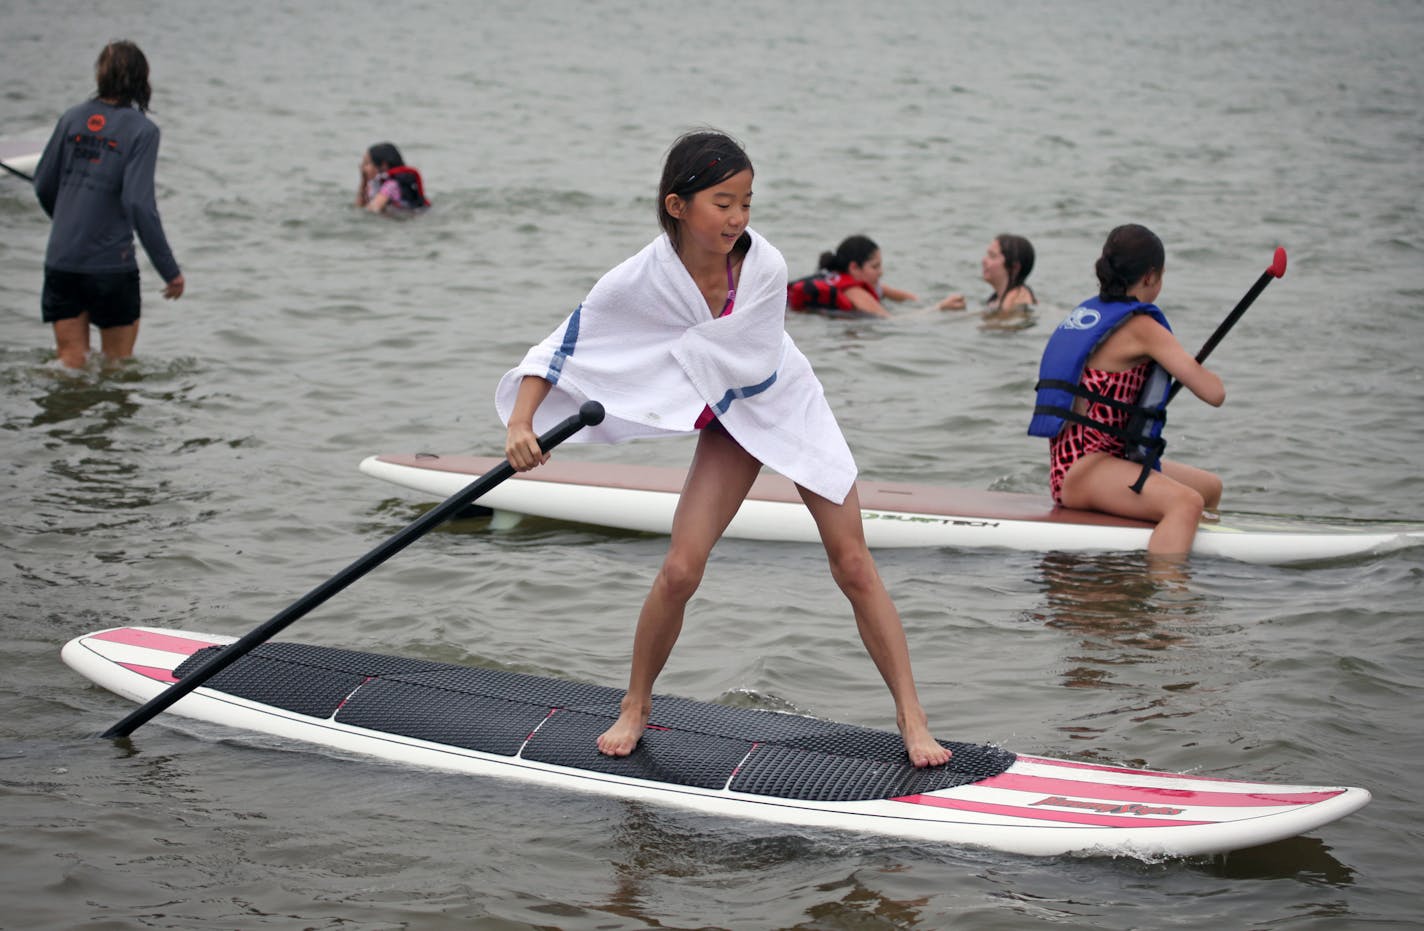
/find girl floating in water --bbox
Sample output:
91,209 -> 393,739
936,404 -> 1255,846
940,234 -> 1036,328
356,142 -> 429,213
788,235 -> 918,318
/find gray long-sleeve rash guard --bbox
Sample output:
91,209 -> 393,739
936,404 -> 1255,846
34,99 -> 181,283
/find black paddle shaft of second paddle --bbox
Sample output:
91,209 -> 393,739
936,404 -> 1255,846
100,400 -> 606,739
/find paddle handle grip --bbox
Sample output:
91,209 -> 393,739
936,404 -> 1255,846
100,401 -> 606,739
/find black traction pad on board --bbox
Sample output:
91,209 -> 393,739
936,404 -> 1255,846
175,642 -> 1015,801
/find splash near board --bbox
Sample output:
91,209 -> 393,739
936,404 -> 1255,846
359,454 -> 1424,565
64,626 -> 1370,858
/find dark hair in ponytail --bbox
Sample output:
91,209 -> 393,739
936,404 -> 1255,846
657,129 -> 753,250
818,234 -> 879,273
1095,224 -> 1164,302
94,40 -> 151,112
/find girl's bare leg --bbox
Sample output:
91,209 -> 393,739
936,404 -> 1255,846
1060,453 -> 1215,556
1161,459 -> 1222,511
597,425 -> 763,755
799,484 -> 951,768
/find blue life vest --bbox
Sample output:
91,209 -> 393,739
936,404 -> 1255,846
1028,298 -> 1174,488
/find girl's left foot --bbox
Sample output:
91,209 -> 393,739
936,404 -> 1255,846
899,713 -> 951,768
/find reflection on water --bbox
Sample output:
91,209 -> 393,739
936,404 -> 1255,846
1200,835 -> 1356,886
602,802 -> 932,928
30,375 -> 142,437
5,357 -> 215,539
23,355 -> 198,437
1029,551 -> 1212,690
1024,551 -> 1226,751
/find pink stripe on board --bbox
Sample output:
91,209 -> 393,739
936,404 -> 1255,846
979,772 -> 1342,808
91,628 -> 217,656
1017,755 -> 1243,783
119,662 -> 180,684
893,793 -> 1209,829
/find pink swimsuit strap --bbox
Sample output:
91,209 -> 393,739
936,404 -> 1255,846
719,253 -> 736,317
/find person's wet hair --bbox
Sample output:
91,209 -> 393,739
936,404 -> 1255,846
819,235 -> 879,273
367,142 -> 405,170
95,40 -> 151,112
996,233 -> 1035,293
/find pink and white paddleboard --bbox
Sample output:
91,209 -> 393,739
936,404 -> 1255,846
63,626 -> 1370,858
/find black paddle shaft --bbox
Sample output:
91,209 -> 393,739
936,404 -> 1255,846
100,400 -> 606,739
0,159 -> 35,182
1164,250 -> 1286,404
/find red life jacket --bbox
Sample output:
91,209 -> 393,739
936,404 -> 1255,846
787,272 -> 870,312
386,165 -> 430,208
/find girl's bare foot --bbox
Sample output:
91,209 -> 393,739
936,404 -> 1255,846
596,698 -> 650,756
899,713 -> 951,768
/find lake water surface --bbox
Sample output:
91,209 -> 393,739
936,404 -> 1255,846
2,1 -> 1422,928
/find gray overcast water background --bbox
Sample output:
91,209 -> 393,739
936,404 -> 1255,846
2,1 -> 1422,928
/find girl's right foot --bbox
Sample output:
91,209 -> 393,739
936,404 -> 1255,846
596,699 -> 650,757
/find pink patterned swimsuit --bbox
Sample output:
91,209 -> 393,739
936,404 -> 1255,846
1048,361 -> 1150,503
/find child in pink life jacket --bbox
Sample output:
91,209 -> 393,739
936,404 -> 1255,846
356,142 -> 429,213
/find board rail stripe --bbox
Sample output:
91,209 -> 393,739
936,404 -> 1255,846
892,792 -> 1210,828
1016,755 -> 1246,783
91,628 -> 217,656
980,772 -> 1343,807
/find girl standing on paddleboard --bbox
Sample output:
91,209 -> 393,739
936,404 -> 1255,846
498,130 -> 950,768
1029,223 -> 1224,556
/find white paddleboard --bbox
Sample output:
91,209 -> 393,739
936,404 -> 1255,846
360,454 -> 1424,565
63,626 -> 1370,859
0,137 -> 44,178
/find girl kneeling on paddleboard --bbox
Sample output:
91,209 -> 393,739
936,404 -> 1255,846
1029,224 -> 1224,557
498,130 -> 949,768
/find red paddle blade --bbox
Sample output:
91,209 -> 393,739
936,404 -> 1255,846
1268,247 -> 1288,279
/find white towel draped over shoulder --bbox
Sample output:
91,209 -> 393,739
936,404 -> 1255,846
495,228 -> 857,503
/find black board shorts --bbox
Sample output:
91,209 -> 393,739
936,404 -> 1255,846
42,268 -> 141,328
